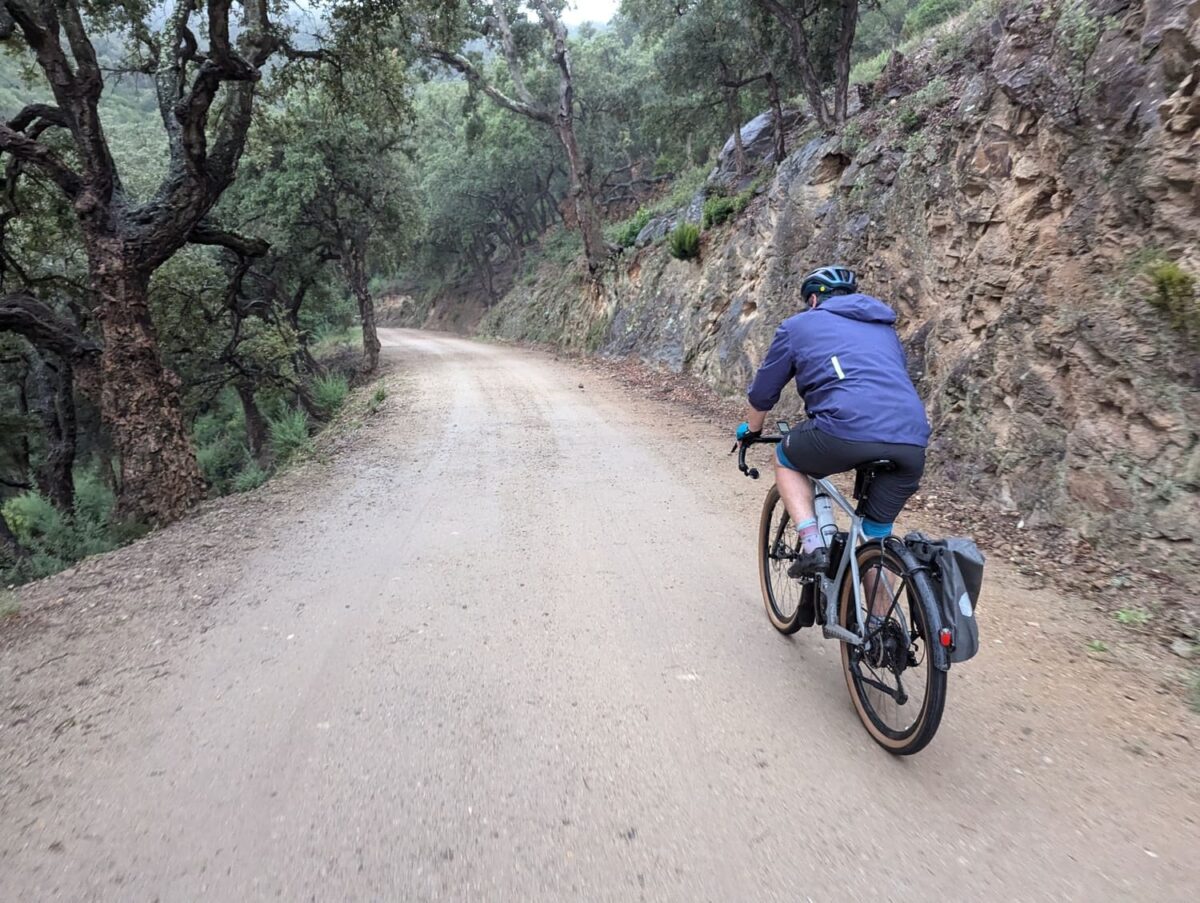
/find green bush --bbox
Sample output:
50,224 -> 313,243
312,373 -> 350,415
902,0 -> 970,38
1,477 -> 122,583
193,389 -> 252,494
540,226 -> 584,267
0,589 -> 18,619
609,207 -> 652,248
653,153 -> 682,176
1145,259 -> 1198,335
233,462 -> 268,493
703,192 -> 753,229
268,407 -> 313,464
850,49 -> 890,86
668,222 -> 701,261
368,384 -> 388,414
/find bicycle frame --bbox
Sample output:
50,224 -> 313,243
736,433 -> 887,647
810,476 -> 874,645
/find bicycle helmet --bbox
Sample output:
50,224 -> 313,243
801,265 -> 858,303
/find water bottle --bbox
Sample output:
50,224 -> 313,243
814,493 -> 837,548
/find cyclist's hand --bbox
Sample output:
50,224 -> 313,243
736,421 -> 761,443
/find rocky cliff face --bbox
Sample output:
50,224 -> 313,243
480,0 -> 1199,593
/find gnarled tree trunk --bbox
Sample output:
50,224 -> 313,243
25,350 -> 76,512
343,243 -> 380,372
767,72 -> 786,163
93,260 -> 204,524
236,379 -> 268,463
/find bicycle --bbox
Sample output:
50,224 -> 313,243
734,425 -> 950,755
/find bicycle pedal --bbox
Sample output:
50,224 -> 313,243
822,624 -> 861,645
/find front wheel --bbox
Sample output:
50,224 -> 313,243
758,485 -> 815,634
838,542 -> 947,755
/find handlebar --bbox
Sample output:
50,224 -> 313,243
730,434 -> 782,480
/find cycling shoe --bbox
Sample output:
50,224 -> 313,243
787,547 -> 828,578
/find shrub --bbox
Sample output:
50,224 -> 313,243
540,226 -> 584,267
902,0 -> 969,38
3,492 -> 66,553
1145,259 -> 1198,335
368,385 -> 388,414
609,207 -> 652,248
1,481 -> 121,583
703,190 -> 754,229
233,462 -> 268,493
196,436 -> 248,492
193,389 -> 251,494
312,373 -> 350,415
668,222 -> 701,261
0,589 -> 18,619
268,408 -> 313,464
850,50 -> 890,86
653,153 -> 682,176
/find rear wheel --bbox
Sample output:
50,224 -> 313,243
758,485 -> 815,634
838,542 -> 946,755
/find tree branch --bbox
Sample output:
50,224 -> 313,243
0,291 -> 99,360
0,124 -> 82,198
423,46 -> 553,124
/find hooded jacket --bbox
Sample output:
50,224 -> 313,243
746,294 -> 931,447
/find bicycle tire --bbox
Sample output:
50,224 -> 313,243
757,484 -> 814,634
838,542 -> 947,755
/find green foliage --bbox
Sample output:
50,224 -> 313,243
0,589 -> 17,619
897,77 -> 951,132
268,408 -> 313,464
1144,259 -> 1199,337
312,325 -> 359,360
609,208 -> 652,248
854,0 -> 918,62
650,165 -> 710,218
1051,0 -> 1118,112
1,475 -> 121,583
193,391 -> 251,495
668,223 -> 701,261
233,462 -> 269,494
1114,608 -> 1152,627
850,50 -> 891,85
902,0 -> 970,38
654,153 -> 683,176
312,374 -> 350,416
539,227 -> 585,267
703,186 -> 754,229
368,384 -> 388,414
1086,639 -> 1109,654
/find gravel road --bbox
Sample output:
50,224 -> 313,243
2,329 -> 1197,901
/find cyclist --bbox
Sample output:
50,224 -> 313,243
736,266 -> 930,576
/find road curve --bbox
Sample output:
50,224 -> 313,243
2,329 -> 1196,901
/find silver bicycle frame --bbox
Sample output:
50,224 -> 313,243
811,476 -> 874,646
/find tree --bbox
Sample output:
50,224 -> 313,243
234,90 -> 418,373
423,0 -> 610,274
751,0 -> 862,127
0,1 -> 337,523
0,0 -> 415,521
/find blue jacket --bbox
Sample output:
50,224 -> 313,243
747,294 -> 931,446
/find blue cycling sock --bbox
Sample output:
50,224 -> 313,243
862,518 -> 893,538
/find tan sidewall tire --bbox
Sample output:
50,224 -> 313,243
758,485 -> 796,633
838,543 -> 943,754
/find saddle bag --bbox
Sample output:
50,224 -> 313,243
903,532 -> 985,663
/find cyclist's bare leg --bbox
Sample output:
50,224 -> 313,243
774,457 -> 815,526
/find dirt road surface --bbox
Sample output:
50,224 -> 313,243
2,330 -> 1197,901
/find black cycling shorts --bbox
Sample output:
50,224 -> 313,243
777,421 -> 925,524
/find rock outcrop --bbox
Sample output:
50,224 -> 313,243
480,0 -> 1199,617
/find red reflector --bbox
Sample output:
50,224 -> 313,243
939,629 -> 953,648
